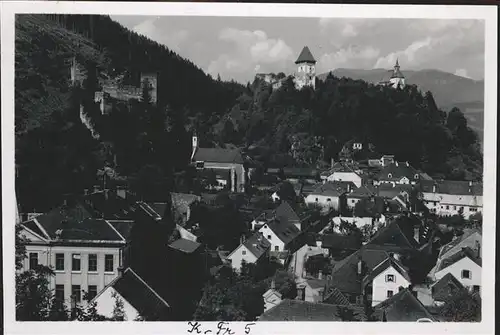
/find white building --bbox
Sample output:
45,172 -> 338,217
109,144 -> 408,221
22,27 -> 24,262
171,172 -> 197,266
325,170 -> 363,188
18,202 -> 126,309
258,217 -> 301,253
420,180 -> 482,219
227,233 -> 271,272
433,247 -> 481,295
92,267 -> 170,320
363,255 -> 411,306
304,181 -> 355,210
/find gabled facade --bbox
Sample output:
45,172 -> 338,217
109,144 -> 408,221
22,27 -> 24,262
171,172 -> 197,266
304,181 -> 355,210
19,202 -> 126,310
227,233 -> 271,272
259,217 -> 301,252
433,247 -> 481,295
190,135 -> 246,192
374,162 -> 420,186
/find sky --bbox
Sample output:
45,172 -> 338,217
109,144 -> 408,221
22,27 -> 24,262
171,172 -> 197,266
110,15 -> 485,84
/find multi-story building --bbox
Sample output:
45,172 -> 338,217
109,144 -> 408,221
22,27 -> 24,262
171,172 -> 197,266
293,46 -> 316,90
18,201 -> 126,309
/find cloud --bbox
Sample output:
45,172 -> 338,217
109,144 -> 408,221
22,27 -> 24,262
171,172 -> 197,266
373,37 -> 433,68
132,17 -> 189,52
454,69 -> 470,78
319,45 -> 380,71
342,24 -> 358,38
207,28 -> 294,82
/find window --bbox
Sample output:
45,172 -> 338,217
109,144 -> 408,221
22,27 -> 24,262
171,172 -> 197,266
385,274 -> 395,283
327,198 -> 331,202
461,270 -> 471,279
88,254 -> 97,272
55,285 -> 65,302
55,253 -> 65,271
104,254 -> 114,273
242,250 -> 246,255
472,285 -> 480,294
387,290 -> 394,298
274,246 -> 279,252
351,199 -> 356,203
470,208 -> 477,212
267,235 -> 271,240
195,161 -> 204,169
446,205 -> 450,210
87,285 -> 98,300
453,206 -> 457,210
72,254 -> 81,272
315,198 -> 318,202
71,285 -> 81,303
29,253 -> 38,270
387,173 -> 392,178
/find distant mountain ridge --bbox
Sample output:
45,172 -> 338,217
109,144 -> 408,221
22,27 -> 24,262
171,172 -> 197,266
318,68 -> 484,140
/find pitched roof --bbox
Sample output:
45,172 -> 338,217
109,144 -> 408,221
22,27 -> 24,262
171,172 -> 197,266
310,181 -> 355,197
437,247 -> 482,271
347,185 -> 377,199
295,46 -> 316,64
239,233 -> 271,259
259,300 -> 365,321
306,278 -> 329,290
274,201 -> 300,226
366,218 -> 419,251
30,202 -> 124,242
107,220 -> 135,241
374,183 -> 413,200
419,180 -> 483,196
192,147 -> 244,164
376,162 -> 418,181
264,218 -> 301,245
327,247 -> 391,295
321,233 -> 361,250
431,273 -> 466,301
374,289 -> 435,322
168,238 -> 202,254
362,256 -> 411,287
95,267 -> 171,321
323,287 -> 351,306
439,228 -> 482,259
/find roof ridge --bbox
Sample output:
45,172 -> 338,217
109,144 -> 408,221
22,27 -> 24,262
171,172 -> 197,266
128,268 -> 171,307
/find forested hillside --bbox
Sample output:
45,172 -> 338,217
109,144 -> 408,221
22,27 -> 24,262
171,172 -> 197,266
15,14 -> 482,213
15,14 -> 244,212
213,75 -> 483,181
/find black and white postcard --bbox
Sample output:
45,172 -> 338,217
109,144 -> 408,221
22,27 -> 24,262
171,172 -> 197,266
1,2 -> 497,335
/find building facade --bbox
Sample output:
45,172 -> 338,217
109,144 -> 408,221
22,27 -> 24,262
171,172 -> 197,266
293,46 -> 316,90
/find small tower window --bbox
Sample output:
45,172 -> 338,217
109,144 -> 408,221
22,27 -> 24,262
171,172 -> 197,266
388,173 -> 392,178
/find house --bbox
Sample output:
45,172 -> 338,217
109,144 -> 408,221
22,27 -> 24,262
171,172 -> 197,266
263,282 -> 283,312
92,267 -> 170,320
419,180 -> 483,219
323,167 -> 363,188
368,154 -> 395,168
429,228 -> 481,278
346,185 -> 377,209
374,162 -> 420,186
304,181 -> 355,210
19,201 -> 126,309
191,135 -> 246,193
430,273 -> 466,306
251,201 -> 301,231
319,233 -> 362,258
365,216 -> 422,254
227,233 -> 271,272
362,255 -> 412,306
258,216 -> 301,253
433,247 -> 481,295
323,247 -> 392,305
374,288 -> 436,322
258,300 -> 367,321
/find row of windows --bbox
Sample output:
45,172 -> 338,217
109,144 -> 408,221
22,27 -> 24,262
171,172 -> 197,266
29,253 -> 114,273
55,284 -> 98,303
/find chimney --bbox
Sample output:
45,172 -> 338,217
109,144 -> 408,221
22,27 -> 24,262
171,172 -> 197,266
318,270 -> 323,280
475,240 -> 481,258
316,239 -> 322,249
271,279 -> 276,290
104,189 -> 109,200
357,257 -> 363,276
468,180 -> 473,193
432,183 -> 436,193
406,161 -> 409,167
395,161 -> 398,167
347,183 -> 351,193
393,253 -> 401,261
191,134 -> 199,161
331,158 -> 334,168
240,235 -> 246,245
414,226 -> 420,244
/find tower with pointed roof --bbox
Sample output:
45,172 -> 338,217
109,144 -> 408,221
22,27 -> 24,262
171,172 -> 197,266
389,59 -> 405,89
294,46 -> 317,90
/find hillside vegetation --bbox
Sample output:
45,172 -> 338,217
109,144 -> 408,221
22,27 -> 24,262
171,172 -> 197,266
213,75 -> 482,181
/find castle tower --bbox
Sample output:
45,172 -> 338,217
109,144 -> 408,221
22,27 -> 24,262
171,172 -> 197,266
389,59 -> 405,89
140,72 -> 158,104
294,46 -> 316,90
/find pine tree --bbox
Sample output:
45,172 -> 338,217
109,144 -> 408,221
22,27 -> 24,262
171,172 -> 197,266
111,291 -> 126,321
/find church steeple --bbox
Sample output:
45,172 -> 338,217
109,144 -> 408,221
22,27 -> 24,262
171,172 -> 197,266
389,58 -> 405,89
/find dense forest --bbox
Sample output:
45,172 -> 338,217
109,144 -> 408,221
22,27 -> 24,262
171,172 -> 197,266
15,14 -> 482,214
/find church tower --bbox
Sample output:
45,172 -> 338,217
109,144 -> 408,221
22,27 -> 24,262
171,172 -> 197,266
389,59 -> 405,89
294,46 -> 316,90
